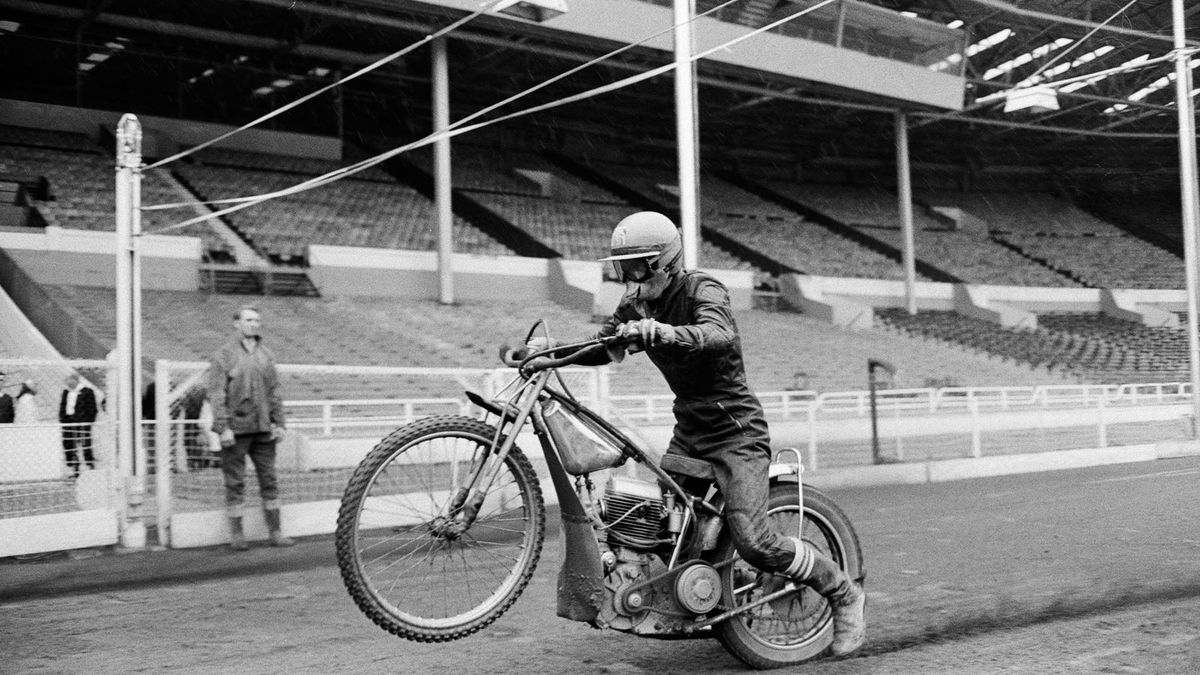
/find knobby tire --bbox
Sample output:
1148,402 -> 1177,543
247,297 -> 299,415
335,415 -> 545,642
713,483 -> 864,669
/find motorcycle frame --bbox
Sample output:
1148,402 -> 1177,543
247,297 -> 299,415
463,350 -> 804,628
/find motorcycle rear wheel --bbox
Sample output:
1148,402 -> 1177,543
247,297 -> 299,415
713,483 -> 864,669
336,415 -> 545,642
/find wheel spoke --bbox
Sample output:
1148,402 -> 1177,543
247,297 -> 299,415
336,418 -> 544,640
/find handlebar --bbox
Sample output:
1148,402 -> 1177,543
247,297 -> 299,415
498,335 -> 627,375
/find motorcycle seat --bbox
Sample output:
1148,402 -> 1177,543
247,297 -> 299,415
660,452 -> 716,481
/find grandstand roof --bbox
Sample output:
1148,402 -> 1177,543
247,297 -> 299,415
1,0 -> 1196,177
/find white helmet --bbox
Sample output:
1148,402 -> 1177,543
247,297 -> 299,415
599,211 -> 683,282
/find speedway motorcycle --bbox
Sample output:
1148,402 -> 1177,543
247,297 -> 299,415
336,320 -> 864,669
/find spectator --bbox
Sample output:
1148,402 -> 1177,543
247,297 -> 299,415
15,380 -> 39,424
207,305 -> 293,551
59,373 -> 97,476
0,372 -> 13,424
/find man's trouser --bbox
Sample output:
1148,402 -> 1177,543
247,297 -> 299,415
62,424 -> 96,474
667,396 -> 796,572
220,431 -> 280,515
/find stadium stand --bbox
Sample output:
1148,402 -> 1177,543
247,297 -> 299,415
876,308 -> 1189,384
42,284 -> 1071,398
767,182 -> 1077,286
0,124 -> 234,261
918,191 -> 1186,289
175,148 -> 512,264
407,144 -> 757,269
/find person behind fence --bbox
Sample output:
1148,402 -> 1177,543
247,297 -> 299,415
207,305 -> 293,551
59,372 -> 97,476
0,372 -> 14,424
526,212 -> 866,656
16,380 -> 40,424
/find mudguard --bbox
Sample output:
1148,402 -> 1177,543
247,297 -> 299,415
542,439 -> 605,623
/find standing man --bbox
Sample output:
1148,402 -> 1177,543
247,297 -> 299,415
207,305 -> 293,551
59,373 -> 98,476
0,372 -> 14,424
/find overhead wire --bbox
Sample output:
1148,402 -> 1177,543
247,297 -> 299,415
1017,0 -> 1138,86
142,0 -> 748,232
146,0 -> 742,216
143,0 -> 512,171
145,0 -> 837,236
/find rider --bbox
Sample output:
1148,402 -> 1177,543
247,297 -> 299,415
533,211 -> 865,656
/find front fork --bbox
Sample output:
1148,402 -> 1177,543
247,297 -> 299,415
446,372 -> 552,532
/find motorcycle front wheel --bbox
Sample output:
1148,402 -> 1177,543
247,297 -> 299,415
335,415 -> 545,642
713,483 -> 864,669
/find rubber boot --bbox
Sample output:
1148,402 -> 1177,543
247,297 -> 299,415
785,537 -> 865,657
264,508 -> 294,547
228,516 -> 249,551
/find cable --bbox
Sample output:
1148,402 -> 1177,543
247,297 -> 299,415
144,0 -> 512,170
144,0 -> 742,216
144,0 -> 835,236
1020,0 -> 1138,87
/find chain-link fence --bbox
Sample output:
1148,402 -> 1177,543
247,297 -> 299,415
148,360 -> 609,546
0,358 -> 112,516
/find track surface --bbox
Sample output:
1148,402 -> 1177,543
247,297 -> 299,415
4,457 -> 1200,673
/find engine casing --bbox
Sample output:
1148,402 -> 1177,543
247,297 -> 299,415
602,475 -> 664,547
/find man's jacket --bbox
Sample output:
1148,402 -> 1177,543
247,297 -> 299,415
59,387 -> 97,424
594,270 -> 753,402
207,337 -> 284,435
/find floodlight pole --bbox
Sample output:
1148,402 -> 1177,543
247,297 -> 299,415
115,113 -> 145,547
674,0 -> 700,270
432,36 -> 454,304
1171,0 -> 1200,433
895,111 -> 917,314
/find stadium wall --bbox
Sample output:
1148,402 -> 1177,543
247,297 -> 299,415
0,227 -> 201,290
783,274 -> 1188,327
307,245 -> 755,312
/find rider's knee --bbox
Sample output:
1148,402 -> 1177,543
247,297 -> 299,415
727,511 -> 793,572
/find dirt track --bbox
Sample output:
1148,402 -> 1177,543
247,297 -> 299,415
4,457 -> 1200,674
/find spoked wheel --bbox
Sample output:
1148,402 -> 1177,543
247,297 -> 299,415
714,483 -> 864,669
336,415 -> 545,642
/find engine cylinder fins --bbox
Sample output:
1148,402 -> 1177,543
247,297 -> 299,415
674,563 -> 721,614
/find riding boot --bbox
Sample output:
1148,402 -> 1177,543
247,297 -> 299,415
228,516 -> 249,551
784,537 -> 865,656
264,508 -> 294,547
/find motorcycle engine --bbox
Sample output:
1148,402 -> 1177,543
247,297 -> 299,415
601,475 -> 664,549
592,475 -> 716,635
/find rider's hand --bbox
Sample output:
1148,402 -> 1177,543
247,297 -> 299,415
219,428 -> 235,448
617,319 -> 676,351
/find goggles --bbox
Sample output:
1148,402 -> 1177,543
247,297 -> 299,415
609,256 -> 656,283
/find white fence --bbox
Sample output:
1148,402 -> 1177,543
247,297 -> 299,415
1,358 -> 1194,554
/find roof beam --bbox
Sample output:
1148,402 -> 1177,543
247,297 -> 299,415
954,0 -> 1198,46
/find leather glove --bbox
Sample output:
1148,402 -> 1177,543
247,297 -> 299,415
617,319 -> 676,351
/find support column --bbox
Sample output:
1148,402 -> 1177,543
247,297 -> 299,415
432,37 -> 454,304
1171,0 -> 1200,432
115,114 -> 145,548
895,111 -> 917,314
674,0 -> 700,270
